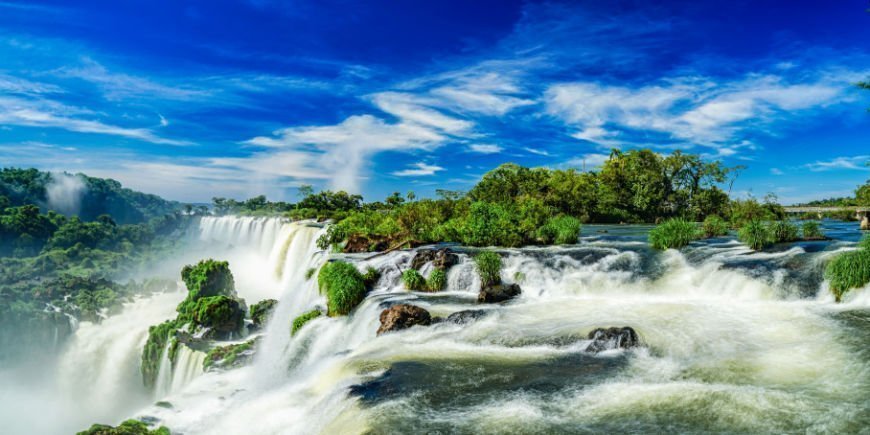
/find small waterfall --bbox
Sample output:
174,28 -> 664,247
153,342 -> 174,398
154,344 -> 206,398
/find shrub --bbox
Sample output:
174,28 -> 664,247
474,251 -> 502,287
537,215 -> 582,244
801,221 -> 824,240
770,220 -> 799,243
426,269 -> 447,292
317,261 -> 367,316
77,419 -> 170,435
738,220 -> 774,250
291,309 -> 322,335
701,215 -> 729,238
648,218 -> 699,250
402,269 -> 427,291
362,266 -> 380,287
825,249 -> 870,302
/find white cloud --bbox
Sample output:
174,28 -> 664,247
56,58 -> 208,101
524,147 -> 551,156
804,155 -> 870,172
564,153 -> 609,170
392,162 -> 445,177
158,114 -> 169,127
468,143 -> 503,154
770,168 -> 784,175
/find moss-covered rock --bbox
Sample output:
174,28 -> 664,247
191,296 -> 245,340
249,298 -> 278,329
180,259 -> 235,301
76,419 -> 170,435
141,319 -> 179,390
362,267 -> 381,288
291,309 -> 322,335
402,269 -> 426,291
317,261 -> 366,316
203,338 -> 259,371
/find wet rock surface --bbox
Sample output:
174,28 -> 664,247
410,248 -> 459,271
478,283 -> 522,303
377,304 -> 432,335
445,309 -> 489,324
586,326 -> 639,353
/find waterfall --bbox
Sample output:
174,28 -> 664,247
154,344 -> 206,398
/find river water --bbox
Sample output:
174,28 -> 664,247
2,217 -> 868,434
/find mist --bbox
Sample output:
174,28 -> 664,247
46,172 -> 87,216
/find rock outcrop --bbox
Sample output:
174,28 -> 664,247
585,327 -> 639,353
410,248 -> 459,271
249,298 -> 278,330
377,304 -> 431,335
478,283 -> 522,303
445,309 -> 489,324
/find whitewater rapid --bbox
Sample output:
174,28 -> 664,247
9,217 -> 868,434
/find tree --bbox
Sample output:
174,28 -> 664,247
297,184 -> 314,198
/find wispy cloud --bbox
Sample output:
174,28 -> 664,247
467,143 -> 502,154
804,155 -> 870,172
770,168 -> 784,175
392,162 -> 445,177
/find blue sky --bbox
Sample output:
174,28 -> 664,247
0,0 -> 868,204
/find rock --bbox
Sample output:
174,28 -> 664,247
377,304 -> 431,335
861,215 -> 869,231
478,283 -> 522,303
410,248 -> 459,271
203,338 -> 259,371
585,327 -> 639,353
191,296 -> 246,340
445,309 -> 489,324
249,299 -> 278,329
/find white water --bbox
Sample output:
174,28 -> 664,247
10,217 -> 868,434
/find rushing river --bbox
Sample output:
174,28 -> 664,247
3,217 -> 869,434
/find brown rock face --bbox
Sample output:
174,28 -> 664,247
478,283 -> 522,303
586,327 -> 639,353
377,304 -> 432,335
410,248 -> 459,271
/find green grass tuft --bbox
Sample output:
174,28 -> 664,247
648,218 -> 699,250
426,269 -> 447,292
536,215 -> 582,244
770,220 -> 799,243
474,251 -> 502,287
701,215 -> 729,238
291,309 -> 322,335
801,221 -> 824,240
362,266 -> 380,287
402,269 -> 427,291
825,249 -> 870,302
317,261 -> 367,316
738,220 -> 774,251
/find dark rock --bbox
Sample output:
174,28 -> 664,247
585,327 -> 639,353
445,309 -> 489,324
478,283 -> 522,303
377,304 -> 431,335
191,296 -> 246,340
249,299 -> 278,329
410,248 -> 459,271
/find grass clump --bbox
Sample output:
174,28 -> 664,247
77,419 -> 170,435
770,220 -> 799,243
474,251 -> 502,287
825,248 -> 870,302
701,215 -> 729,238
291,309 -> 322,335
649,218 -> 699,250
317,261 -> 366,316
801,221 -> 824,240
203,338 -> 257,371
738,220 -> 774,251
426,269 -> 447,292
362,266 -> 380,287
402,269 -> 427,291
536,215 -> 582,245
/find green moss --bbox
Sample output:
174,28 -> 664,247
474,251 -> 502,287
249,298 -> 278,326
291,309 -> 322,335
140,319 -> 178,390
190,295 -> 245,338
362,266 -> 381,288
203,338 -> 258,371
701,215 -> 729,238
305,267 -> 316,280
825,249 -> 870,302
770,220 -> 799,243
180,259 -> 235,301
738,220 -> 774,251
76,419 -> 170,435
402,269 -> 427,291
426,269 -> 447,292
649,218 -> 699,250
536,215 -> 582,244
317,261 -> 367,316
801,221 -> 824,240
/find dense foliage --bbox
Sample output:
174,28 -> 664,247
738,220 -> 774,250
474,251 -> 503,287
701,215 -> 729,238
801,221 -> 824,240
317,261 -> 367,316
649,219 -> 699,250
77,419 -> 170,435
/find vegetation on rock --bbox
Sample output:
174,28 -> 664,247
536,215 -> 582,244
402,269 -> 427,291
738,220 -> 775,251
825,236 -> 870,302
76,419 -> 170,435
701,215 -> 729,238
649,219 -> 699,250
250,299 -> 278,328
291,309 -> 322,335
203,338 -> 258,371
770,220 -> 799,243
474,251 -> 502,287
801,221 -> 824,240
426,269 -> 447,292
317,261 -> 366,316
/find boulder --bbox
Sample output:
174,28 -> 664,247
377,304 -> 431,335
586,327 -> 639,353
478,283 -> 522,303
191,296 -> 246,340
249,299 -> 278,329
445,309 -> 489,324
410,248 -> 459,271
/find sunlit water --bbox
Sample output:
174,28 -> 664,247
2,218 -> 868,434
